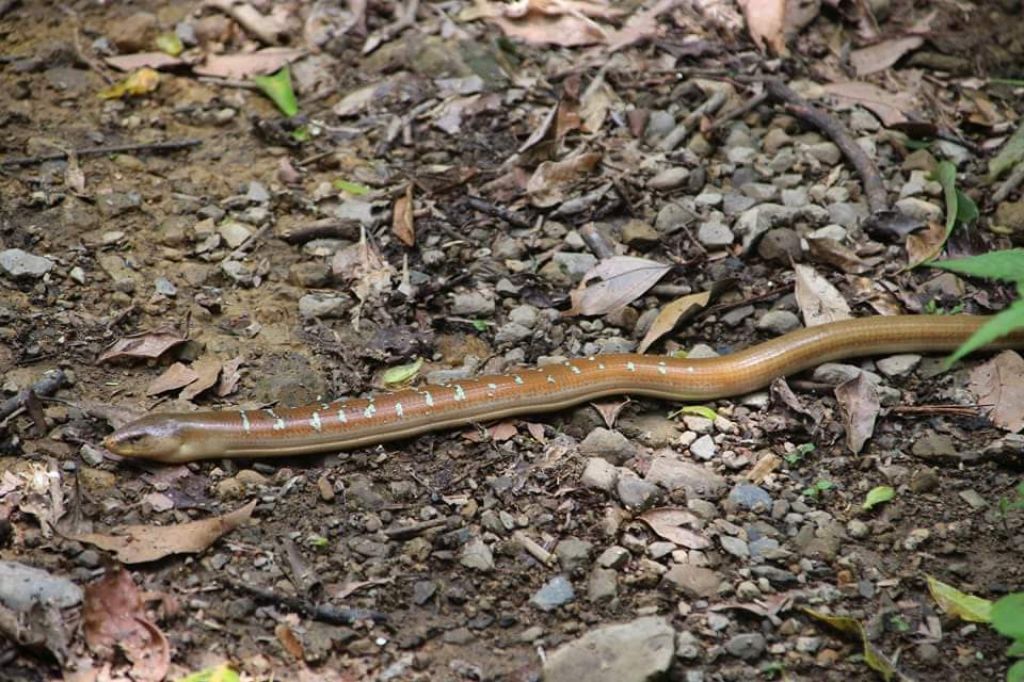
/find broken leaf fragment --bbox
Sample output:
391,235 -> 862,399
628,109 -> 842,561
98,68 -> 160,100
253,66 -> 299,117
155,32 -> 184,56
175,663 -> 241,682
803,608 -> 898,681
926,575 -> 993,623
863,485 -> 895,510
382,357 -> 423,387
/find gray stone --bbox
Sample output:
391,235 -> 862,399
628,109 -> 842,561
694,191 -> 723,208
727,484 -> 773,511
508,304 -> 540,328
298,293 -> 350,319
742,183 -> 780,202
0,249 -> 54,279
935,140 -> 970,166
649,167 -> 690,191
451,291 -> 495,316
154,276 -> 177,297
748,537 -> 781,559
958,489 -> 987,509
676,630 -> 702,659
646,457 -> 727,499
719,535 -> 750,559
722,305 -> 755,327
581,457 -> 620,492
580,428 -> 636,464
725,633 -> 766,660
803,142 -> 841,165
0,561 -> 83,611
543,616 -> 674,682
246,181 -> 270,203
663,564 -> 721,598
597,546 -> 630,568
781,187 -> 809,207
655,201 -> 698,234
757,228 -> 802,263
756,310 -> 801,334
696,220 -> 734,248
494,322 -> 532,344
827,201 -> 869,228
587,567 -> 618,603
617,473 -> 662,510
555,538 -> 593,572
762,128 -> 791,153
218,221 -> 253,248
846,520 -> 870,539
531,575 -> 575,611
809,224 -> 848,242
682,415 -> 714,435
895,197 -> 943,222
723,193 -> 757,215
726,146 -> 757,164
645,111 -> 676,141
460,537 -> 495,572
689,434 -> 717,461
899,170 -> 942,198
876,354 -> 921,378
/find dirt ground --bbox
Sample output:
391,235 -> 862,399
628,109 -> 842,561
2,0 -> 1024,681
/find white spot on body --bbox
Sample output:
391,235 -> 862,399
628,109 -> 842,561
657,364 -> 667,375
364,403 -> 377,418
265,409 -> 286,431
395,402 -> 404,418
240,411 -> 251,433
337,408 -> 348,423
598,363 -> 606,370
310,412 -> 323,432
423,391 -> 434,407
686,366 -> 695,373
454,385 -> 467,401
547,375 -> 556,384
569,365 -> 581,375
626,362 -> 637,372
513,375 -> 524,385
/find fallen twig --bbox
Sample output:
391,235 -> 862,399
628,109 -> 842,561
708,90 -> 768,133
278,219 -> 361,244
465,196 -> 531,229
659,88 -> 728,151
992,162 -> 1024,205
222,578 -> 387,625
0,370 -> 67,423
766,81 -> 888,217
1,139 -> 202,168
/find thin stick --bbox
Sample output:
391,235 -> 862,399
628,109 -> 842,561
278,219 -> 361,244
222,578 -> 387,625
659,88 -> 728,151
766,81 -> 888,216
1,139 -> 202,168
0,370 -> 66,422
992,162 -> 1024,204
465,196 -> 531,229
708,91 -> 768,132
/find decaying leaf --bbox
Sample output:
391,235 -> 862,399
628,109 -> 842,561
926,575 -> 993,623
192,47 -> 305,79
638,508 -> 710,549
216,356 -> 245,397
834,373 -> 880,454
590,398 -> 630,428
464,0 -> 624,47
968,350 -> 1024,433
276,622 -> 305,660
905,221 -> 947,269
822,81 -> 917,127
83,568 -> 170,682
565,256 -> 672,317
850,36 -> 924,76
105,52 -> 184,72
180,357 -> 223,402
807,238 -> 880,275
145,362 -> 199,397
526,151 -> 602,208
803,608 -> 899,681
738,0 -> 786,54
332,229 -> 395,329
71,500 -> 257,564
638,280 -> 735,353
793,264 -> 852,327
97,68 -> 161,100
98,328 -> 186,363
393,185 -> 415,247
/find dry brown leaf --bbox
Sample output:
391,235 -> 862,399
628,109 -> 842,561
747,452 -> 781,483
392,185 -> 415,247
591,398 -> 629,428
105,53 -> 184,72
806,238 -> 881,274
145,362 -> 199,397
525,422 -> 547,443
565,256 -> 672,317
822,81 -> 917,127
466,0 -> 625,47
180,357 -> 223,402
83,568 -> 169,682
488,421 -> 519,442
216,356 -> 244,397
192,47 -> 305,79
905,220 -> 946,268
969,350 -> 1024,433
606,0 -> 680,52
850,36 -> 924,76
739,0 -> 786,54
71,500 -> 256,564
526,151 -> 602,208
834,372 -> 880,454
204,0 -> 296,45
793,263 -> 852,327
276,622 -> 305,660
637,280 -> 735,353
638,508 -> 710,549
332,229 -> 395,328
97,328 -> 186,364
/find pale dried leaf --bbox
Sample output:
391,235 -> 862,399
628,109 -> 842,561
905,221 -> 947,268
487,421 -> 519,442
794,263 -> 851,327
204,0 -> 296,45
526,151 -> 603,208
834,372 -> 880,453
565,256 -> 672,316
739,0 -> 786,54
850,36 -> 924,76
97,329 -> 186,363
606,0 -> 680,52
145,362 -> 199,397
216,356 -> 244,397
71,500 -> 256,564
180,357 -> 222,402
638,508 -> 710,549
591,398 -> 629,428
822,81 -> 916,127
968,350 -> 1024,433
276,623 -> 305,660
83,568 -> 169,682
806,238 -> 880,274
193,48 -> 305,79
747,452 -> 781,483
105,53 -> 184,72
525,422 -> 547,443
392,185 -> 415,247
637,281 -> 736,353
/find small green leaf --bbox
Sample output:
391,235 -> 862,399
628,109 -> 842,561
382,358 -> 423,387
155,32 -> 183,56
863,485 -> 895,510
1010,659 -> 1024,682
175,664 -> 240,682
332,179 -> 371,195
472,319 -> 488,332
1008,639 -> 1024,657
931,249 -> 1024,284
803,608 -> 897,681
992,594 -> 1024,641
989,125 -> 1024,181
679,405 -> 717,420
308,534 -> 330,548
290,125 -> 311,142
945,299 -> 1024,366
932,160 -> 959,235
252,66 -> 299,117
926,575 -> 993,623
955,189 -> 979,225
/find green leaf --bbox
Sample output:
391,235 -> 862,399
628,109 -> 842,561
252,66 -> 299,117
472,319 -> 488,332
956,189 -> 979,225
679,405 -> 718,420
992,594 -> 1024,641
1008,639 -> 1024,657
863,485 -> 895,510
945,300 -> 1024,366
332,179 -> 371,195
175,664 -> 240,682
931,249 -> 1024,284
382,358 -> 423,387
989,125 -> 1024,181
932,160 -> 959,238
926,575 -> 993,623
1010,659 -> 1024,682
803,608 -> 897,681
155,32 -> 184,56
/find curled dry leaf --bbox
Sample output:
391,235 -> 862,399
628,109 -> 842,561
637,280 -> 735,353
590,398 -> 630,428
850,36 -> 924,76
465,0 -> 625,47
276,622 -> 305,660
793,263 -> 852,327
392,185 -> 415,247
968,350 -> 1024,433
905,221 -> 947,269
192,47 -> 305,79
83,568 -> 170,682
105,52 -> 184,72
204,0 -> 296,45
821,81 -> 917,128
71,500 -> 257,564
332,229 -> 395,329
145,362 -> 198,397
806,238 -> 881,275
180,357 -> 223,402
97,328 -> 186,364
834,372 -> 880,454
526,151 -> 602,208
738,0 -> 786,55
638,508 -> 710,549
565,256 -> 672,317
216,356 -> 245,397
